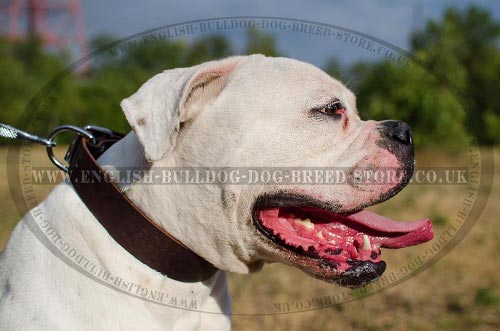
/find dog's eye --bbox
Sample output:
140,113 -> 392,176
316,99 -> 345,118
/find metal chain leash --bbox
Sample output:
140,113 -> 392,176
0,123 -> 113,172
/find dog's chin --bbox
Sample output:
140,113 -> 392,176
252,191 -> 433,288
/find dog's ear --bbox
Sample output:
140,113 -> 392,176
121,56 -> 243,162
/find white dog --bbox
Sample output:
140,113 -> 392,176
0,55 -> 432,330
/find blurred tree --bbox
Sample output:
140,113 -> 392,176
0,37 -> 83,139
186,35 -> 233,64
245,26 -> 281,56
78,38 -> 190,132
353,60 -> 468,150
411,5 -> 500,144
343,5 -> 500,148
324,56 -> 343,80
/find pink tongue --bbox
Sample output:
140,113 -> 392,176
347,210 -> 434,248
348,210 -> 431,233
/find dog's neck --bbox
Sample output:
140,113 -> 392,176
96,132 -> 262,275
31,132 -> 232,323
89,132 -> 216,281
96,132 -> 201,269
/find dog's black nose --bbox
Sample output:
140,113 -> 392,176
379,120 -> 413,146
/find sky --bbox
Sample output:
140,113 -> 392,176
77,0 -> 500,67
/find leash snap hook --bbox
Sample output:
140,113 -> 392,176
47,125 -> 96,172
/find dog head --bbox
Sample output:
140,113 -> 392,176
121,55 -> 433,287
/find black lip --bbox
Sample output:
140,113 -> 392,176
253,192 -> 344,213
315,259 -> 386,288
337,260 -> 386,287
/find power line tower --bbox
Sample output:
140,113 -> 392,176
0,0 -> 88,64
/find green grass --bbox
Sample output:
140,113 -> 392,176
475,287 -> 500,308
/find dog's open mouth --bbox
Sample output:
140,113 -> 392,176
252,194 -> 433,287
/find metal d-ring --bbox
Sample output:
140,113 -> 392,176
46,125 -> 96,172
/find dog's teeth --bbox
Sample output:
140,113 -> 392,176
303,218 -> 315,230
362,234 -> 371,251
296,218 -> 315,230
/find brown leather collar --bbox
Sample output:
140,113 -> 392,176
67,129 -> 218,282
